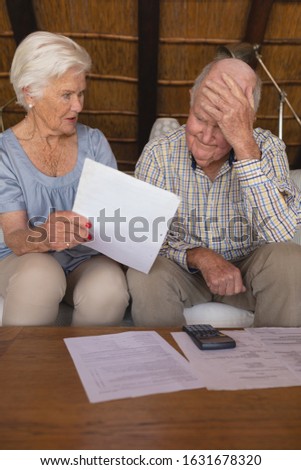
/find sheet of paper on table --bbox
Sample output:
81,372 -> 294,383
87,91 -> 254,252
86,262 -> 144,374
172,328 -> 301,390
73,159 -> 180,273
64,331 -> 205,403
246,327 -> 301,376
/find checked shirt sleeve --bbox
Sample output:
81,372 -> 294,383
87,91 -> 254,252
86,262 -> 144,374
233,130 -> 301,242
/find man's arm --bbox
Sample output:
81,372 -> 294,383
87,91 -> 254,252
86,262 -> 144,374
187,246 -> 246,296
200,72 -> 301,241
233,134 -> 301,242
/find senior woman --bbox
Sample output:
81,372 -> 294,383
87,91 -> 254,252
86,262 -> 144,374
0,31 -> 129,326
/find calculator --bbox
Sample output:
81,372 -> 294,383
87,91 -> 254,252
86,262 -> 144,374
182,324 -> 236,350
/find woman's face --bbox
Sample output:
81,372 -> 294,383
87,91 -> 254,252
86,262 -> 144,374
30,68 -> 86,136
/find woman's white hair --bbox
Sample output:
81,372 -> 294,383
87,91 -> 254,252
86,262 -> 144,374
10,31 -> 92,110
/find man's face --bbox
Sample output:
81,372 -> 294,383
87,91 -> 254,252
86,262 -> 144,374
185,100 -> 232,168
185,61 -> 254,168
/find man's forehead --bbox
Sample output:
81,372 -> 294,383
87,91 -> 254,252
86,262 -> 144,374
204,58 -> 256,89
192,105 -> 218,127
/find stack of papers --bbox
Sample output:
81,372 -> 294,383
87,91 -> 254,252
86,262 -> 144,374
172,328 -> 301,390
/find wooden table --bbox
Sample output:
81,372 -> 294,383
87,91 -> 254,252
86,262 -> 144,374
0,326 -> 301,450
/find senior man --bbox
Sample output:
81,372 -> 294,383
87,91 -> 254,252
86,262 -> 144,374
127,58 -> 301,327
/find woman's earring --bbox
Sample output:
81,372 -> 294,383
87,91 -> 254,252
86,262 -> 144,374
28,103 -> 33,109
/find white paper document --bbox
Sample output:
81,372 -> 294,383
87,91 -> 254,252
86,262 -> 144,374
246,327 -> 301,377
64,331 -> 204,403
73,159 -> 180,273
172,329 -> 301,390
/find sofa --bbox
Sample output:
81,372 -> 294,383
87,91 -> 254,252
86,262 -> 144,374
1,118 -> 301,327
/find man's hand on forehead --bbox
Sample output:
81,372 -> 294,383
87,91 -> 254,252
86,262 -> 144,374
221,73 -> 255,110
197,72 -> 257,154
199,72 -> 253,119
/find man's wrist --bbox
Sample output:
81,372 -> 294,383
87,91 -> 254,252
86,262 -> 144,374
232,140 -> 261,161
187,247 -> 203,270
187,246 -> 214,271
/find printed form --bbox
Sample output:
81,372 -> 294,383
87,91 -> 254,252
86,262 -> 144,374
64,331 -> 204,403
247,327 -> 301,376
172,328 -> 301,390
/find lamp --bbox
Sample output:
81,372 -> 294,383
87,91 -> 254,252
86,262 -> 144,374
216,43 -> 301,140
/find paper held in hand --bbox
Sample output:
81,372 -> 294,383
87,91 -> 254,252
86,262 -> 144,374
73,159 -> 180,273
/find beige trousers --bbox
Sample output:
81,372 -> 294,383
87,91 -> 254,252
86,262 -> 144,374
127,242 -> 301,327
0,253 -> 129,326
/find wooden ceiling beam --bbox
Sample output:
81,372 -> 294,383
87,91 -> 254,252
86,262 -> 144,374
244,0 -> 275,46
138,0 -> 160,154
5,0 -> 37,45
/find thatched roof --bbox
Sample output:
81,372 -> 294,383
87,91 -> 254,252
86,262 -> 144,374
1,0 -> 300,171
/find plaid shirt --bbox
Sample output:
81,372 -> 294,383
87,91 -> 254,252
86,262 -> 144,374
135,125 -> 301,271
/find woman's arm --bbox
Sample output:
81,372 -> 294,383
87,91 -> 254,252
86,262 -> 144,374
0,210 -> 91,256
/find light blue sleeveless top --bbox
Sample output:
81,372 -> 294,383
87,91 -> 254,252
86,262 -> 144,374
0,123 -> 117,272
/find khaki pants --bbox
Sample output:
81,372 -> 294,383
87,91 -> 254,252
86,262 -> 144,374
127,242 -> 301,327
0,253 -> 129,326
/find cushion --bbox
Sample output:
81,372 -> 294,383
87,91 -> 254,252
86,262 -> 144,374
184,302 -> 254,328
149,118 -> 180,140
